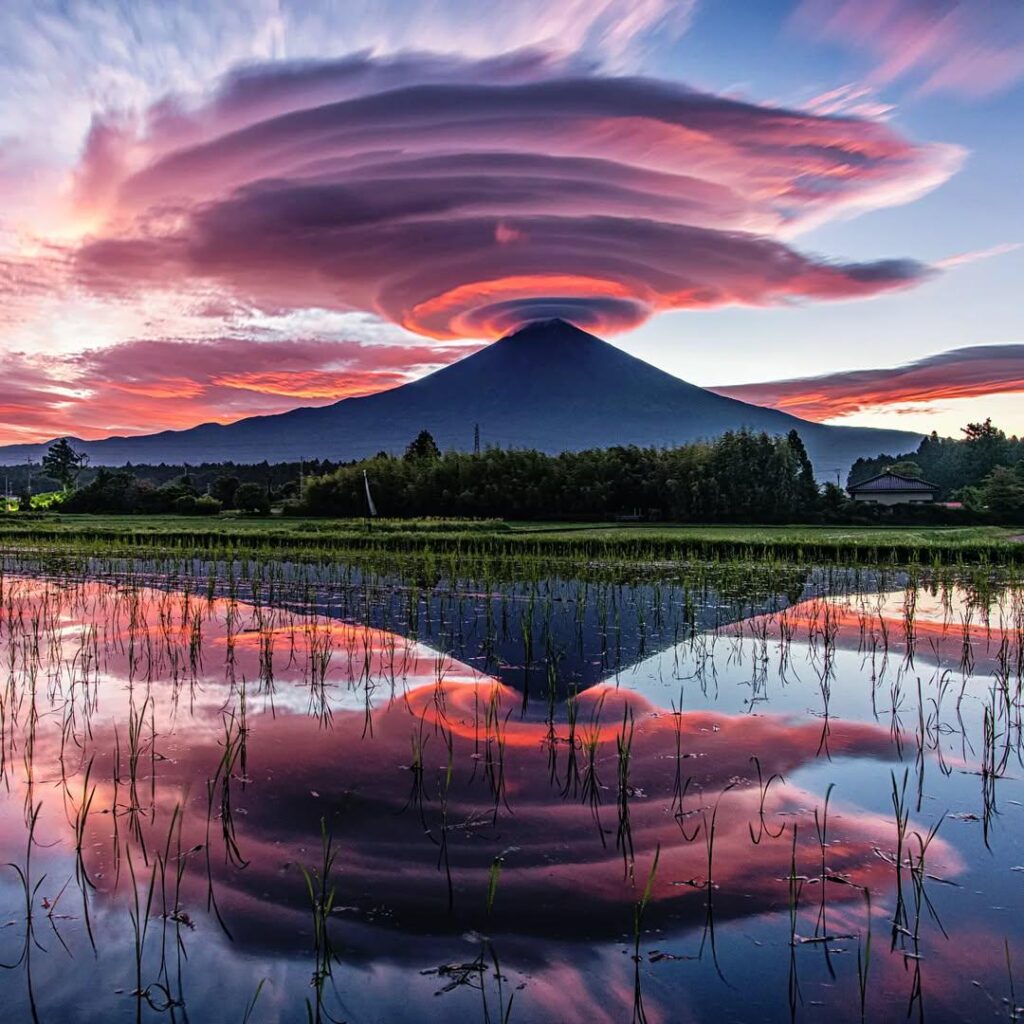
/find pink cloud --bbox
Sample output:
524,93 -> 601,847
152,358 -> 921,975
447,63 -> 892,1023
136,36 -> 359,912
67,51 -> 959,340
0,335 -> 477,444
792,0 -> 1024,98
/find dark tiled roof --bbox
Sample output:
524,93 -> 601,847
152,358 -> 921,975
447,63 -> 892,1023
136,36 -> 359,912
848,472 -> 939,493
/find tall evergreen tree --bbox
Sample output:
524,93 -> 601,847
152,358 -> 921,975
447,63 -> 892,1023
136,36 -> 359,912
41,438 -> 88,492
404,430 -> 441,461
786,430 -> 819,516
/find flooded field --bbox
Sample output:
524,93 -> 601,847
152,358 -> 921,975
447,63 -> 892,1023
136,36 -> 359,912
0,556 -> 1021,1023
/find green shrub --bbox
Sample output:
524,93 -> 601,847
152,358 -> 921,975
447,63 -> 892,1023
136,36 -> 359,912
173,495 -> 200,515
234,482 -> 271,515
195,495 -> 223,516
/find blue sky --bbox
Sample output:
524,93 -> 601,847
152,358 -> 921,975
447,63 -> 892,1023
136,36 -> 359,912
628,0 -> 1024,433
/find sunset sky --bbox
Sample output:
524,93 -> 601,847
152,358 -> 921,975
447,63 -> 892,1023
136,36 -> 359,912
1,0 -> 1021,445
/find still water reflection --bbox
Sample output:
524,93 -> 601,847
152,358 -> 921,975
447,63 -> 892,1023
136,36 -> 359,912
0,569 -> 1020,1022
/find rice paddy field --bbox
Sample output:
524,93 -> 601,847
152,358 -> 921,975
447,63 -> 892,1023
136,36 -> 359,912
0,519 -> 1022,1022
0,515 -> 1022,567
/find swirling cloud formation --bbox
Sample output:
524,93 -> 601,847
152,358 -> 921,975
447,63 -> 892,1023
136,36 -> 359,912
71,50 -> 961,339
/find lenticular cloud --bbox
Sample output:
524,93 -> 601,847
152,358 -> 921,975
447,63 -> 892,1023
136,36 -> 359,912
74,50 -> 962,339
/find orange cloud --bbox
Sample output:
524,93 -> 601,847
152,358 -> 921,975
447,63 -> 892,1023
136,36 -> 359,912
211,369 -> 407,399
0,336 -> 475,444
710,344 -> 1024,421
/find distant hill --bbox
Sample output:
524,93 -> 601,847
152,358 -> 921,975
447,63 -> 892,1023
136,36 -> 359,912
0,319 -> 921,477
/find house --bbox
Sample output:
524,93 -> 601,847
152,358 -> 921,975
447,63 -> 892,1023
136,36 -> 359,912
847,471 -> 939,506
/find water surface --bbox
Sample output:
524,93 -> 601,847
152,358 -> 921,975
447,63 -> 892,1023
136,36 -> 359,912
0,566 -> 1021,1023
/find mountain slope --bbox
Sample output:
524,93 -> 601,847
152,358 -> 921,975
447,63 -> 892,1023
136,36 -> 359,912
0,320 -> 921,476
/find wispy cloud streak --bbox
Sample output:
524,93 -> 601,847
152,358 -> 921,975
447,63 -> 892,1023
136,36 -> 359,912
792,0 -> 1024,98
711,344 -> 1024,421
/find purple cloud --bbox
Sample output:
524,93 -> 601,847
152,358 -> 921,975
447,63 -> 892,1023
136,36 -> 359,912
72,51 -> 960,339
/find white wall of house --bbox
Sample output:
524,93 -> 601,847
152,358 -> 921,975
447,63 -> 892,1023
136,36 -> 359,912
851,492 -> 934,506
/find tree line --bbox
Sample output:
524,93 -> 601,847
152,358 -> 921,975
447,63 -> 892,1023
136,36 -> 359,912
7,423 -> 1022,523
56,467 -> 273,515
300,429 -> 826,522
2,442 -> 343,504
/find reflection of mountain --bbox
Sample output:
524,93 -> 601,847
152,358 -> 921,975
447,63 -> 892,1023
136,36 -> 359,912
0,320 -> 921,475
406,573 -> 822,698
0,575 -> 938,943
21,559 -> 825,699
202,564 -> 824,699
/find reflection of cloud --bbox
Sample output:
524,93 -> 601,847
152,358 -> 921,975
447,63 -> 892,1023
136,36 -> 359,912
740,588 -> 1019,675
67,51 -> 958,340
0,573 -> 1004,1023
0,575 -> 943,950
792,0 -> 1024,98
82,681 -> 935,946
711,344 -> 1024,422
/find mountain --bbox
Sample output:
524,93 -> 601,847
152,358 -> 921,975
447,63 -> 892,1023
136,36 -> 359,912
0,319 -> 921,477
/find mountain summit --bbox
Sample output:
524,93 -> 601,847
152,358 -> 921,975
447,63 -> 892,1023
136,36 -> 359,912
0,319 -> 920,475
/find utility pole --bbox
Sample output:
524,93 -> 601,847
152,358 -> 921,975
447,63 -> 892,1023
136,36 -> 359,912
363,469 -> 377,529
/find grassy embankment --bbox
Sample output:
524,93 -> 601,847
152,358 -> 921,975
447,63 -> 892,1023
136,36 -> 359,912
0,514 -> 1021,566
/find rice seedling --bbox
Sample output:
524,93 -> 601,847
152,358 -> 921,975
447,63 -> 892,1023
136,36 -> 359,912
126,842 -> 164,1021
812,783 -> 834,941
559,686 -> 582,798
631,843 -> 660,1024
486,854 -> 503,919
1007,939 -> 1022,1022
615,704 -> 636,882
856,887 -> 873,1023
402,710 -> 431,825
787,824 -> 803,1020
1,802 -> 46,1023
435,721 -> 456,912
71,755 -> 98,950
241,978 -> 267,1024
579,692 -> 607,841
300,817 -> 341,1024
748,754 -> 785,844
889,768 -> 910,950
